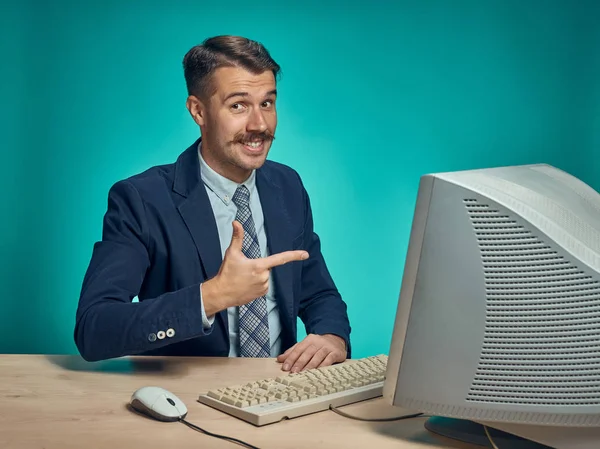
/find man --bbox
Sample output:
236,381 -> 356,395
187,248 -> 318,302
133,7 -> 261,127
74,35 -> 351,373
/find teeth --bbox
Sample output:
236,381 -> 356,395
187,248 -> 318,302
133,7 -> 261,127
244,141 -> 262,148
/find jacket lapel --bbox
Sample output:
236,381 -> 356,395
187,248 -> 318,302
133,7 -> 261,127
173,140 -> 229,342
256,169 -> 295,327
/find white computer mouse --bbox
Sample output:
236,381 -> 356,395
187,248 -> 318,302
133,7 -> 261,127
130,386 -> 188,422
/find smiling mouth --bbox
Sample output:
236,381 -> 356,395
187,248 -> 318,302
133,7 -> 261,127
238,139 -> 268,153
234,132 -> 274,152
243,141 -> 263,149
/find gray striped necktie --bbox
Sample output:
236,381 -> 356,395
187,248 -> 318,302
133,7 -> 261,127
231,185 -> 270,357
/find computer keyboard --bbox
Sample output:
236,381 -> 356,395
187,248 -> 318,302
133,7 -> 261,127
197,354 -> 388,426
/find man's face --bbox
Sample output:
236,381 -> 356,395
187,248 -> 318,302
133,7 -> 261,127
192,66 -> 278,183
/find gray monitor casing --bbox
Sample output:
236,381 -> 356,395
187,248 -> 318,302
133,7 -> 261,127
383,164 -> 600,448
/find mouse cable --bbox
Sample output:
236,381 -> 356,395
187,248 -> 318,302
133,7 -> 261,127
329,405 -> 425,422
179,418 -> 260,449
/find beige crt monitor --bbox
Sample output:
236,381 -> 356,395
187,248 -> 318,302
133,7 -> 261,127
383,164 -> 600,449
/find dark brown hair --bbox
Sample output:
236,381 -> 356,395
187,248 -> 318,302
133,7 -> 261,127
183,35 -> 281,99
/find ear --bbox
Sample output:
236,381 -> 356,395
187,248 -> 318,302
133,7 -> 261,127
186,95 -> 207,127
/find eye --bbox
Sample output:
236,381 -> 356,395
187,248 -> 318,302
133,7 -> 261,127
230,103 -> 246,112
262,99 -> 275,108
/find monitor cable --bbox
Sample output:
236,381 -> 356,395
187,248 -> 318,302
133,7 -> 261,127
329,405 -> 425,422
483,425 -> 500,449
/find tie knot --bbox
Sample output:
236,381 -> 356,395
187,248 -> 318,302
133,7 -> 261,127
232,185 -> 250,208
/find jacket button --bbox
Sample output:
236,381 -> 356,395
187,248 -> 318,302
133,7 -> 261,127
166,328 -> 175,338
148,333 -> 157,342
157,331 -> 166,340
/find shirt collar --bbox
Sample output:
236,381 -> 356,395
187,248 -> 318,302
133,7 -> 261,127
198,141 -> 256,206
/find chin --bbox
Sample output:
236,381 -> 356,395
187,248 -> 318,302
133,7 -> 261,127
238,148 -> 271,169
242,156 -> 268,171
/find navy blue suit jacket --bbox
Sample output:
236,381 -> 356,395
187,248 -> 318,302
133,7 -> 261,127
74,140 -> 351,362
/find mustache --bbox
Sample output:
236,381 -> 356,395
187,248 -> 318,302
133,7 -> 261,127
233,131 -> 275,144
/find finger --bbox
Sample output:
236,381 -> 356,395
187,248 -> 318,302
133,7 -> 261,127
229,221 -> 244,252
303,347 -> 330,371
281,341 -> 310,371
261,250 -> 309,269
290,344 -> 319,373
320,352 -> 339,368
278,334 -> 315,364
276,345 -> 295,362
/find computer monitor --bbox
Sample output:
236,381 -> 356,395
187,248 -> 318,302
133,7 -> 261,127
383,164 -> 600,449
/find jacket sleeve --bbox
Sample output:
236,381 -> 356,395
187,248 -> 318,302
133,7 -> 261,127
74,180 -> 211,362
296,180 -> 352,358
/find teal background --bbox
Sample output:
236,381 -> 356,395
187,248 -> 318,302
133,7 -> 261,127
1,0 -> 599,359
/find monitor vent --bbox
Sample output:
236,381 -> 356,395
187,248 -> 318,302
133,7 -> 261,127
464,199 -> 600,406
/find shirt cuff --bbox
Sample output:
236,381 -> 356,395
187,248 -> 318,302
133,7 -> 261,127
199,284 -> 215,330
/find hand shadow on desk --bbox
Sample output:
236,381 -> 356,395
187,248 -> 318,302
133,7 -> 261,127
44,354 -> 191,376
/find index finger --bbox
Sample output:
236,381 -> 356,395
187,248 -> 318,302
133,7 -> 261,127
261,250 -> 309,269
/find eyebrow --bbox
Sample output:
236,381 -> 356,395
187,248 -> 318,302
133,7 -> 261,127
223,89 -> 277,102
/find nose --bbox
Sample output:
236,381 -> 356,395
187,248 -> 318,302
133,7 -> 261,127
247,107 -> 267,132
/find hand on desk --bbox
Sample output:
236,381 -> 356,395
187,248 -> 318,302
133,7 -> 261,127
277,334 -> 346,373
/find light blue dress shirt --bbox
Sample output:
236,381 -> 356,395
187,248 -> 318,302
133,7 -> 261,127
198,147 -> 282,357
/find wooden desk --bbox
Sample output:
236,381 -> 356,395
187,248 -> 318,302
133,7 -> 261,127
0,355 -> 482,449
